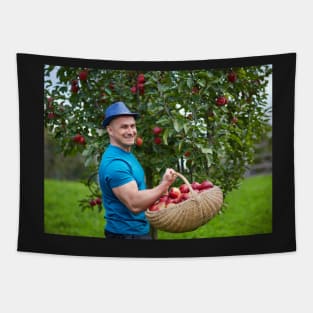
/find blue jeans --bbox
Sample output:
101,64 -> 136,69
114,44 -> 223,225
105,230 -> 152,240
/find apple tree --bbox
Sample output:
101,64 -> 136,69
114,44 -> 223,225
44,64 -> 272,210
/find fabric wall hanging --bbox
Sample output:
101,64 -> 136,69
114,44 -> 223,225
17,53 -> 296,257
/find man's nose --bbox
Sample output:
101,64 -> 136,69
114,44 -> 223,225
127,127 -> 135,133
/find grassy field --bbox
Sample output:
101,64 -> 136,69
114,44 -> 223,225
44,180 -> 105,238
44,174 -> 272,239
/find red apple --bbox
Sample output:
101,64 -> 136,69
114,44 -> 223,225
95,198 -> 102,205
79,70 -> 88,81
154,137 -> 162,145
159,194 -> 169,203
149,203 -> 160,211
192,86 -> 199,94
89,199 -> 97,206
136,137 -> 143,147
169,187 -> 181,199
130,86 -> 137,94
199,180 -> 214,190
184,151 -> 191,157
153,127 -> 163,135
71,84 -> 79,93
216,96 -> 228,106
166,197 -> 176,207
157,201 -> 166,210
227,71 -> 237,83
79,136 -> 86,145
73,134 -> 85,145
48,112 -> 55,119
179,184 -> 190,193
231,116 -> 238,124
173,197 -> 182,204
137,73 -> 145,84
181,193 -> 190,201
73,134 -> 81,143
191,182 -> 201,190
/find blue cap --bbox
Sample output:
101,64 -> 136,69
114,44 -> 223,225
102,102 -> 139,127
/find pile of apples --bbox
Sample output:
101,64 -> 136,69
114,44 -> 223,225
148,180 -> 214,212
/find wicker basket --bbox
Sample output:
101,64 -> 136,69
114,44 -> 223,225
145,172 -> 223,233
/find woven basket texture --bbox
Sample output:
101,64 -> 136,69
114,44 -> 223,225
145,173 -> 223,233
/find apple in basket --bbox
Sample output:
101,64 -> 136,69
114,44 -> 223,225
166,198 -> 177,208
179,184 -> 190,194
157,201 -> 166,210
199,180 -> 214,191
169,187 -> 181,199
149,201 -> 165,211
166,197 -> 176,206
148,196 -> 168,211
149,203 -> 160,211
180,192 -> 190,201
159,194 -> 169,203
191,181 -> 202,191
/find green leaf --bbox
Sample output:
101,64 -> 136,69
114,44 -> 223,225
196,143 -> 213,154
173,119 -> 182,132
104,88 -> 112,96
201,147 -> 213,154
198,79 -> 206,88
84,156 -> 94,167
187,77 -> 193,89
163,128 -> 169,145
82,147 -> 90,157
183,123 -> 190,134
205,154 -> 212,167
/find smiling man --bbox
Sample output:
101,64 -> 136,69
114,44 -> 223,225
98,102 -> 176,239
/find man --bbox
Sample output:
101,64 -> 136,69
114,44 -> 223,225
98,101 -> 176,239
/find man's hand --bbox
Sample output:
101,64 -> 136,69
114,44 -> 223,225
161,168 -> 177,188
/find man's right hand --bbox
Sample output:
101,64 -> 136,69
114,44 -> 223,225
161,168 -> 177,187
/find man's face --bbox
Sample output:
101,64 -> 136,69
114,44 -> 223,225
107,116 -> 137,151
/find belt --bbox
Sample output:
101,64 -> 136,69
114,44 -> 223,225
105,230 -> 152,240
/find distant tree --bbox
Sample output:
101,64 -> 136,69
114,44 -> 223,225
44,129 -> 89,180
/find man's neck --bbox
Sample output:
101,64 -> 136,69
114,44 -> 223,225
110,143 -> 131,153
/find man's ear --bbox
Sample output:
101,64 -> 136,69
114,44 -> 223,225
106,125 -> 112,135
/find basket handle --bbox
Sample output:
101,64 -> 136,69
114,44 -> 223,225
173,171 -> 198,197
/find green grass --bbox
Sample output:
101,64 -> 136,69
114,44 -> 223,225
44,179 -> 105,238
44,174 -> 272,239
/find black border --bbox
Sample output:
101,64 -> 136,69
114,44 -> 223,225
17,53 -> 296,257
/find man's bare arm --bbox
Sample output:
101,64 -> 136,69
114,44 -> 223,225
112,168 -> 176,213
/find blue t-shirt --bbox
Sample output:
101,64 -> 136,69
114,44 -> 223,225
98,144 -> 150,235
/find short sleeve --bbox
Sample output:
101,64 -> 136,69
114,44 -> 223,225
105,159 -> 135,189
